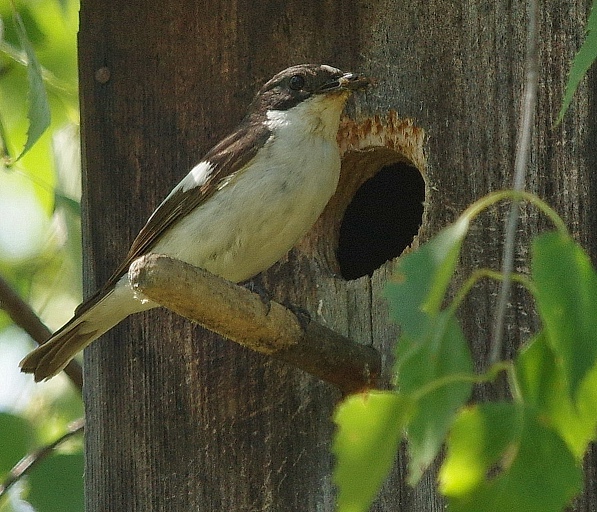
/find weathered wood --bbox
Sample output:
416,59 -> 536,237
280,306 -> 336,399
78,0 -> 597,510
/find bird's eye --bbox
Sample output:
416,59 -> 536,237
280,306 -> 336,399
289,74 -> 305,91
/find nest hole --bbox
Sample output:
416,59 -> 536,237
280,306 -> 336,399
337,162 -> 425,280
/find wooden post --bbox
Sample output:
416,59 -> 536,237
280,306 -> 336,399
78,0 -> 597,510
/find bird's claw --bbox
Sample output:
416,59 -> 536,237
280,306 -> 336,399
243,279 -> 272,315
284,302 -> 312,330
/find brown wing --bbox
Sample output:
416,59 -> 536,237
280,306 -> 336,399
75,117 -> 271,316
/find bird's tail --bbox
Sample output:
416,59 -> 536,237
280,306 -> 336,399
20,284 -> 154,382
20,315 -> 100,382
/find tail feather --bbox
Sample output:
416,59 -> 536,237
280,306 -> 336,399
20,280 -> 156,382
20,319 -> 99,382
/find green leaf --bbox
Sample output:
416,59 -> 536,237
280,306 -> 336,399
441,403 -> 581,512
385,220 -> 473,484
0,413 -> 34,478
556,0 -> 597,124
396,313 -> 473,484
333,392 -> 414,512
531,232 -> 597,397
516,332 -> 597,458
440,402 -> 522,496
12,10 -> 51,162
385,219 -> 469,341
26,452 -> 84,512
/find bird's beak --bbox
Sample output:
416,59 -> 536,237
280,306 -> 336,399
338,72 -> 372,91
318,72 -> 372,93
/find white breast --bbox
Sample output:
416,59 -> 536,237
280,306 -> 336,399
152,93 -> 347,283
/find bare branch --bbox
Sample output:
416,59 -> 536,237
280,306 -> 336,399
128,254 -> 381,393
490,0 -> 539,364
0,418 -> 84,498
0,275 -> 83,391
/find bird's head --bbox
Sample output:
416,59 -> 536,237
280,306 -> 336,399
249,64 -> 371,136
254,64 -> 371,110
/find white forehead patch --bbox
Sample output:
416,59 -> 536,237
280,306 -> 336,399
321,64 -> 342,75
179,161 -> 214,192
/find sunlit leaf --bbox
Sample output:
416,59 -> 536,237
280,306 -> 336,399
441,403 -> 581,512
556,0 -> 597,124
12,10 -> 51,162
396,313 -> 473,484
385,219 -> 469,341
440,402 -> 521,496
532,232 -> 597,397
516,332 -> 597,458
333,391 -> 414,512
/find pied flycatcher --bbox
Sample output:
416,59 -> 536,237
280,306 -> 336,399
20,64 -> 370,381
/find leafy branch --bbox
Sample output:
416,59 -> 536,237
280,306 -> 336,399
332,1 -> 597,510
333,193 -> 597,512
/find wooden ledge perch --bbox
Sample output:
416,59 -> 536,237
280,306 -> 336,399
128,254 -> 381,393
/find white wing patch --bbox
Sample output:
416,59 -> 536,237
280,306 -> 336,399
179,161 -> 214,192
146,161 -> 214,224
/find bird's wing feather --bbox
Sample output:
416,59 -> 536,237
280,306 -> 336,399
75,118 -> 271,317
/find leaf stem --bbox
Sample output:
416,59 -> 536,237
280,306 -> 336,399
447,268 -> 534,320
410,361 -> 512,402
461,190 -> 568,236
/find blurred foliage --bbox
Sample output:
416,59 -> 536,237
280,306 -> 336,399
556,0 -> 597,124
0,0 -> 83,510
0,0 -> 81,327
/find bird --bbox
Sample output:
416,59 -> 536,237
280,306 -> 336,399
20,63 -> 371,382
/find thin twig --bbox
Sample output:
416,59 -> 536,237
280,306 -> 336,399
0,275 -> 83,391
490,0 -> 540,364
0,418 -> 85,499
0,41 -> 77,95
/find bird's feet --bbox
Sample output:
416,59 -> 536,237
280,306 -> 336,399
283,302 -> 312,330
243,278 -> 272,315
